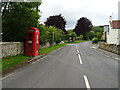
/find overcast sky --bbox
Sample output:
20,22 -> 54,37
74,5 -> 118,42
39,0 -> 120,30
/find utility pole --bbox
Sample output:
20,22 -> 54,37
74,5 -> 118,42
36,5 -> 39,28
53,32 -> 54,44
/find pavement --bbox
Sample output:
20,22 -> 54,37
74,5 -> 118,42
2,41 -> 119,89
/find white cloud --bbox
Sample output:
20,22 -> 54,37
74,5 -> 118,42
39,0 -> 119,29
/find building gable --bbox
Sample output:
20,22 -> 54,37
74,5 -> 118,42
112,20 -> 120,29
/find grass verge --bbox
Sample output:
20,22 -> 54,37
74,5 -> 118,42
39,43 -> 67,55
2,55 -> 32,72
2,43 -> 67,73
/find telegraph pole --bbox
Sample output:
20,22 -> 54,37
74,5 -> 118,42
53,32 -> 54,44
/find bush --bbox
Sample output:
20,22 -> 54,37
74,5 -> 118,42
92,38 -> 99,43
92,38 -> 105,43
98,39 -> 105,42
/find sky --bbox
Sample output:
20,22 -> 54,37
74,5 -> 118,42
39,0 -> 120,30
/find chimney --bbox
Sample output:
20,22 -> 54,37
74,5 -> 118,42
109,16 -> 112,22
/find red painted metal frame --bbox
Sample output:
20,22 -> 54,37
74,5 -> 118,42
25,27 -> 40,56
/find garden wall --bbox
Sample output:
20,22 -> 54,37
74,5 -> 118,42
99,42 -> 120,55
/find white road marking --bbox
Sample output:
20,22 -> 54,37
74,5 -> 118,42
115,58 -> 120,60
36,59 -> 41,62
77,49 -> 79,53
94,50 -> 110,58
95,50 -> 101,54
83,75 -> 91,90
32,62 -> 36,64
104,54 -> 110,57
95,49 -> 120,60
1,73 -> 14,80
41,56 -> 47,60
31,56 -> 48,64
96,50 -> 103,54
78,54 -> 83,64
91,46 -> 97,49
28,59 -> 33,63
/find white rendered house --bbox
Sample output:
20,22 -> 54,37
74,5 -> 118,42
106,16 -> 120,45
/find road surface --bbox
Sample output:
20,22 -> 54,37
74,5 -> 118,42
2,41 -> 119,89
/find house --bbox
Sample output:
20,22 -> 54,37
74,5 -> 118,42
105,16 -> 120,45
102,32 -> 106,41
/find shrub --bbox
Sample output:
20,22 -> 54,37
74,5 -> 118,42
92,37 -> 99,43
92,38 -> 105,43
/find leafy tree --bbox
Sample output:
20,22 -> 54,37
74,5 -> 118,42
92,26 -> 103,33
38,24 -> 49,45
54,28 -> 64,44
92,26 -> 103,39
47,26 -> 57,45
39,24 -> 65,45
73,17 -> 93,39
94,32 -> 102,39
76,35 -> 83,40
85,31 -> 95,40
65,30 -> 76,42
2,2 -> 41,41
44,14 -> 68,34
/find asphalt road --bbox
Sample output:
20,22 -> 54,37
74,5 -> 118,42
2,41 -> 119,89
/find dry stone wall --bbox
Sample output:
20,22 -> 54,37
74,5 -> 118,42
1,42 -> 24,58
99,42 -> 120,55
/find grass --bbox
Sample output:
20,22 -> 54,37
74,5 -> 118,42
2,55 -> 32,72
65,40 -> 86,44
39,43 -> 67,55
0,59 -> 2,73
2,43 -> 67,72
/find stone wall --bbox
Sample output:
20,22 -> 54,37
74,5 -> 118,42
1,42 -> 24,58
1,41 -> 65,58
40,42 -> 51,49
40,41 -> 64,49
99,42 -> 120,55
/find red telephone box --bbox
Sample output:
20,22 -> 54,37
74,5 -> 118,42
25,27 -> 40,56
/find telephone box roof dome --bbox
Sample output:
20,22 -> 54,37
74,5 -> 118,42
27,27 -> 40,31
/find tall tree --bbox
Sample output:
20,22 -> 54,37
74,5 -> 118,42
2,2 -> 41,41
44,14 -> 68,34
73,17 -> 93,39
